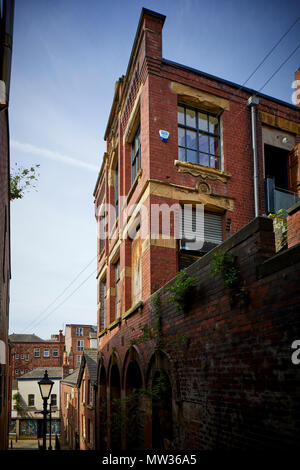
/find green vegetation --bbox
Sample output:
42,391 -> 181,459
165,270 -> 197,313
10,163 -> 40,200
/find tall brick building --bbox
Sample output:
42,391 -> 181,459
92,9 -> 300,450
64,324 -> 97,370
0,0 -> 14,450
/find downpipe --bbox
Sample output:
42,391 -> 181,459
247,95 -> 260,217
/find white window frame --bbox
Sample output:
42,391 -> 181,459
34,348 -> 40,358
43,349 -> 50,358
76,327 -> 83,337
77,340 -> 84,352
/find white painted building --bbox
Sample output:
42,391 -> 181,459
11,367 -> 62,438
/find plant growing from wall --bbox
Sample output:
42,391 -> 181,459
13,392 -> 22,415
10,163 -> 40,201
268,209 -> 287,252
165,270 -> 198,313
210,250 -> 249,307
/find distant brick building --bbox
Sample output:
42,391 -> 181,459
60,349 -> 97,450
65,324 -> 97,370
77,349 -> 97,450
9,332 -> 65,380
60,368 -> 80,450
93,8 -> 300,450
0,0 -> 14,450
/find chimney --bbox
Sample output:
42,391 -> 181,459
59,329 -> 63,342
294,68 -> 300,107
62,348 -> 70,378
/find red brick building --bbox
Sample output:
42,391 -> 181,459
65,324 -> 97,370
93,9 -> 300,450
0,0 -> 14,450
77,349 -> 97,450
60,368 -> 80,450
9,332 -> 65,380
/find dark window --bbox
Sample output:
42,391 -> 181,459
100,280 -> 107,330
178,105 -> 220,169
131,126 -> 141,183
53,349 -> 59,357
76,327 -> 83,336
115,162 -> 119,219
115,259 -> 120,319
51,394 -> 57,406
77,340 -> 84,351
28,394 -> 35,406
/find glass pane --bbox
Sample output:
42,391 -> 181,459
178,106 -> 185,125
178,127 -> 185,147
210,156 -> 216,169
199,153 -> 210,167
186,129 -> 197,149
198,112 -> 208,131
209,115 -> 219,134
198,133 -> 209,153
209,136 -> 219,156
178,147 -> 185,161
186,108 -> 196,128
186,150 -> 197,164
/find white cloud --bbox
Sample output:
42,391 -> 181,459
11,139 -> 99,172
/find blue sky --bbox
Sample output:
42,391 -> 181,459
9,0 -> 300,338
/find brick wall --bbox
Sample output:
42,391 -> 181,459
0,109 -> 10,451
287,201 -> 300,248
96,216 -> 300,449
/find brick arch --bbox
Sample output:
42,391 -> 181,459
122,345 -> 145,390
146,349 -> 180,399
96,363 -> 107,450
107,349 -> 122,387
146,350 -> 180,450
122,347 -> 145,450
107,350 -> 122,450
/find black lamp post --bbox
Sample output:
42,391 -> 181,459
38,370 -> 54,450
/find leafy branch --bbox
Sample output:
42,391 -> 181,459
10,163 -> 40,200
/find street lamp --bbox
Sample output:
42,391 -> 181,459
38,370 -> 54,450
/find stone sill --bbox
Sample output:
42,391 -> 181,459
107,317 -> 122,331
98,328 -> 107,338
122,301 -> 144,320
174,159 -> 231,182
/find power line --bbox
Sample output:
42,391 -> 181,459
31,268 -> 97,334
215,16 -> 300,120
238,16 -> 299,90
22,255 -> 97,333
258,42 -> 300,92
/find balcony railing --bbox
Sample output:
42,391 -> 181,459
264,178 -> 300,214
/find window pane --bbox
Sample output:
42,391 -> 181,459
198,134 -> 209,153
198,112 -> 208,131
186,129 -> 197,150
186,150 -> 197,164
199,153 -> 210,167
209,136 -> 219,156
178,148 -> 185,161
209,115 -> 219,134
178,106 -> 185,125
210,155 -> 219,169
178,127 -> 185,147
186,108 -> 196,128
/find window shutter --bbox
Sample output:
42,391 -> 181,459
181,208 -> 222,249
204,213 -> 223,244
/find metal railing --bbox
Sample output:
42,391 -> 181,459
264,178 -> 300,214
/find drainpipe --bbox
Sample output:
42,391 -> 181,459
247,95 -> 260,217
